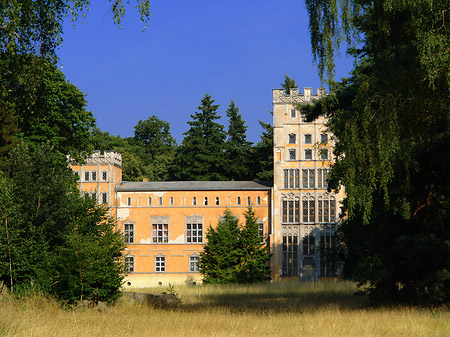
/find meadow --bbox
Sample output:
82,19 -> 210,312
0,282 -> 448,337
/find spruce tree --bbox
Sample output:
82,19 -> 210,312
236,207 -> 271,283
281,74 -> 298,95
252,118 -> 273,181
224,100 -> 252,180
173,94 -> 226,180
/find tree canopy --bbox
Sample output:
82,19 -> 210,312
303,0 -> 450,303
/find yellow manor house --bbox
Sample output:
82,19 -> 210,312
71,87 -> 344,287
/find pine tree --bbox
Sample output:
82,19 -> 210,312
224,100 -> 252,180
252,117 -> 273,181
173,94 -> 226,181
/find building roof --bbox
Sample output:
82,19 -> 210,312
116,181 -> 272,192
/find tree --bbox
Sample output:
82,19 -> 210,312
252,118 -> 273,181
0,143 -> 125,302
224,100 -> 252,180
236,207 -> 271,283
281,74 -> 298,95
173,94 -> 226,181
303,1 -> 450,303
0,54 -> 95,160
134,116 -> 176,156
199,208 -> 270,284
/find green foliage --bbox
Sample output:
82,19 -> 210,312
224,100 -> 253,181
0,1 -> 151,59
0,54 -> 95,161
200,208 -> 270,284
173,94 -> 226,181
134,116 -> 176,156
304,0 -> 450,303
0,143 -> 125,303
252,118 -> 273,181
281,75 -> 298,95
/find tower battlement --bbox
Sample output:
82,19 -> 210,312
273,88 -> 326,104
84,150 -> 122,167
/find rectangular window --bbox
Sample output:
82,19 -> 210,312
170,197 -> 174,206
291,108 -> 296,118
308,169 -> 315,188
304,134 -> 312,144
204,197 -> 208,205
289,149 -> 296,160
302,234 -> 315,256
192,197 -> 197,206
237,196 -> 241,205
125,256 -> 134,273
320,149 -> 328,160
92,171 -> 97,181
148,197 -> 152,206
247,196 -> 251,205
320,232 -> 337,277
321,133 -> 328,144
84,171 -> 90,181
318,169 -> 328,189
257,196 -> 261,205
127,197 -> 131,206
305,149 -> 312,160
102,171 -> 108,181
282,233 -> 299,277
284,169 -> 300,189
258,222 -> 264,243
189,256 -> 200,272
186,217 -> 203,243
101,192 -> 107,204
302,199 -> 315,223
282,199 -> 299,223
155,256 -> 165,272
159,197 -> 163,206
288,134 -> 296,144
215,197 -> 219,205
302,169 -> 314,188
152,216 -> 169,243
124,223 -> 134,244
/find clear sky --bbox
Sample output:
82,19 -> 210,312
57,0 -> 353,144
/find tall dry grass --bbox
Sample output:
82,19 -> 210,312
0,282 -> 448,337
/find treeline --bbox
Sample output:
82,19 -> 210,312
91,94 -> 273,182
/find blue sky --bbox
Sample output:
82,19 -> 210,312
57,0 -> 353,144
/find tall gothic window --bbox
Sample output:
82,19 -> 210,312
282,232 -> 299,276
284,169 -> 299,189
282,195 -> 300,223
318,168 -> 328,189
302,195 -> 315,223
318,194 -> 336,223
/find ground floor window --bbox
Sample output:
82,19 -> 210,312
155,255 -> 166,272
282,232 -> 298,277
152,216 -> 169,243
189,255 -> 200,272
320,232 -> 337,277
125,255 -> 134,273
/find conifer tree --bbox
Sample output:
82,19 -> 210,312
252,118 -> 273,181
224,100 -> 252,180
281,74 -> 298,95
173,94 -> 226,181
236,207 -> 271,283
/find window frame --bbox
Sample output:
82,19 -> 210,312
189,254 -> 200,272
186,215 -> 203,243
124,222 -> 134,244
151,216 -> 169,243
155,254 -> 166,272
288,133 -> 296,144
304,134 -> 312,144
305,149 -> 313,160
289,149 -> 296,160
125,255 -> 134,273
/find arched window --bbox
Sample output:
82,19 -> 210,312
302,194 -> 315,223
281,193 -> 300,224
318,193 -> 336,223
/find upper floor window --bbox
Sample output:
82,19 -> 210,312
170,197 -> 174,206
284,169 -> 299,189
124,223 -> 134,244
186,216 -> 203,243
84,171 -> 90,181
290,108 -> 296,118
148,197 -> 152,206
318,194 -> 336,223
92,171 -> 97,181
288,134 -> 296,144
152,216 -> 169,243
304,134 -> 312,144
282,195 -> 300,223
204,197 -> 208,206
257,196 -> 261,205
247,196 -> 251,205
192,197 -> 197,206
318,168 -> 329,189
320,149 -> 329,160
237,196 -> 241,205
127,197 -> 131,206
257,221 -> 264,243
302,196 -> 315,223
302,169 -> 315,189
215,197 -> 220,205
159,197 -> 163,206
305,149 -> 312,160
102,171 -> 108,181
320,133 -> 328,144
101,192 -> 108,204
289,149 -> 296,160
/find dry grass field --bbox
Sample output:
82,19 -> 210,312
0,282 -> 448,337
